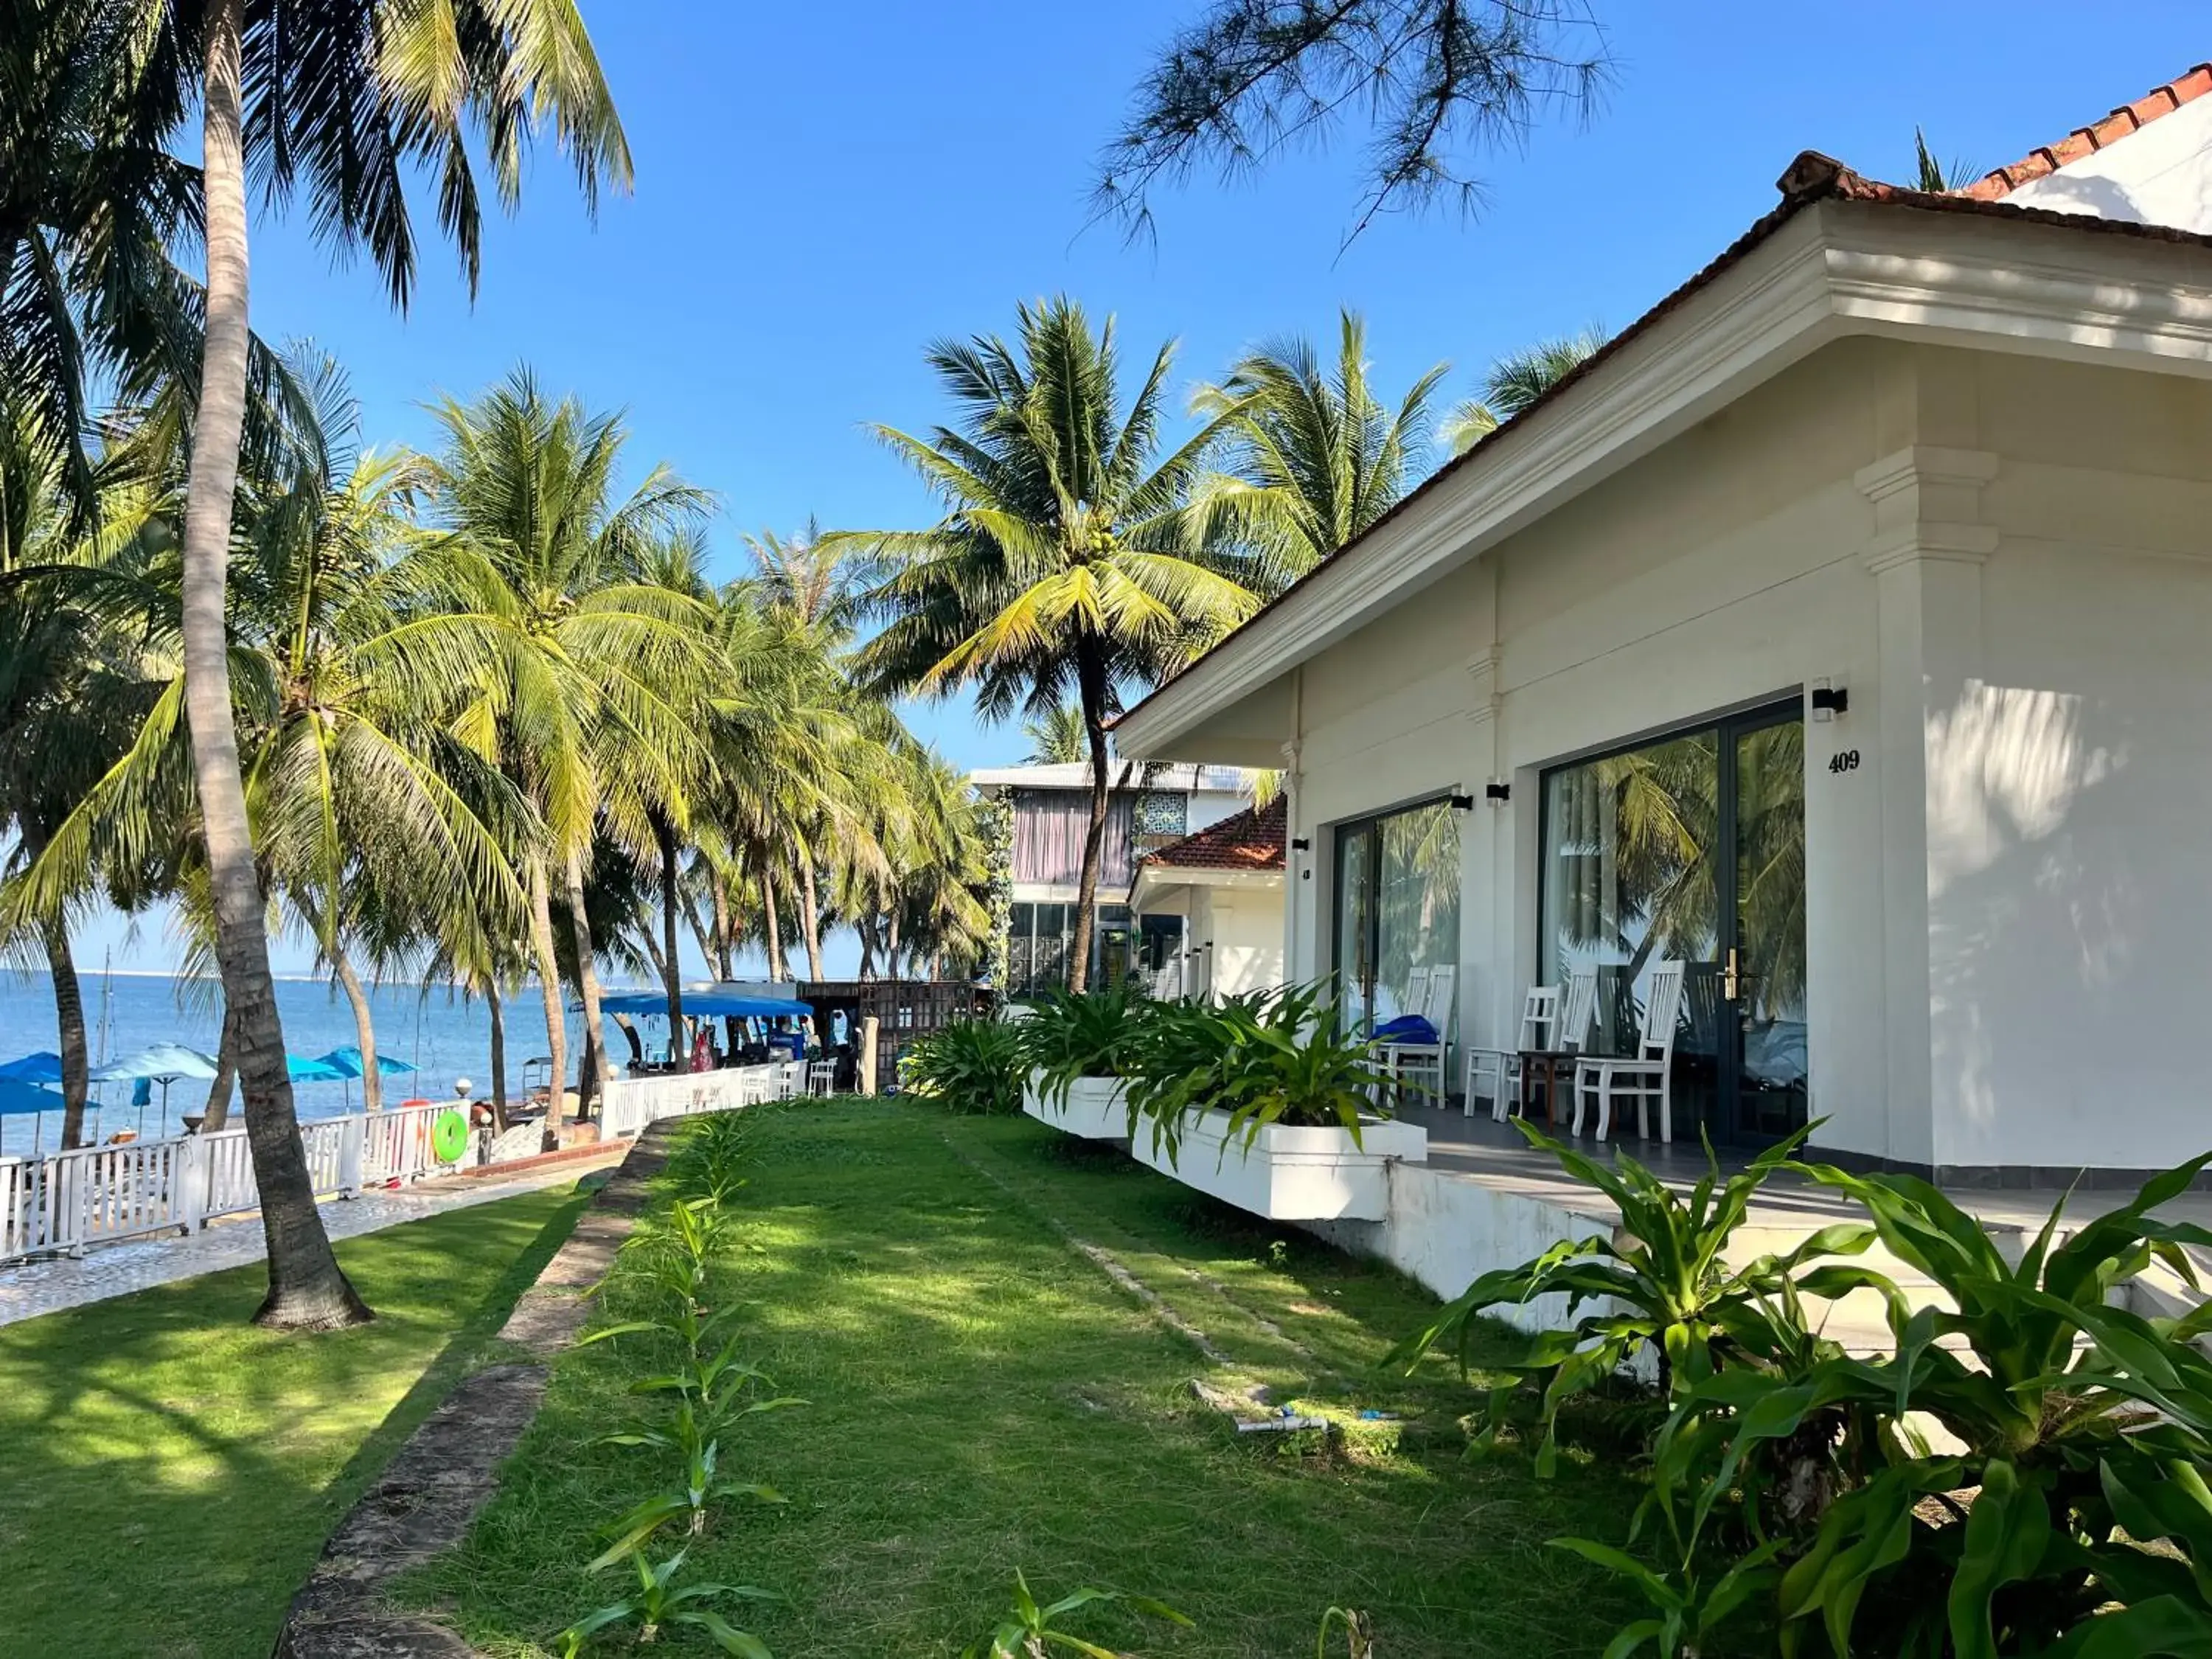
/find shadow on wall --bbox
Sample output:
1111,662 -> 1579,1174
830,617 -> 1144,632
1923,674 -> 2203,1166
2012,171 -> 2151,226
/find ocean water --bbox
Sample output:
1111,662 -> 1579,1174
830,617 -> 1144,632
0,968 -> 620,1151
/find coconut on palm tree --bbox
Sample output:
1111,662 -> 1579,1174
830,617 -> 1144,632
1194,309 -> 1448,586
843,297 -> 1263,991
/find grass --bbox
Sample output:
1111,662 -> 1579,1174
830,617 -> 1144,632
0,1182 -> 591,1659
414,1101 -> 1645,1657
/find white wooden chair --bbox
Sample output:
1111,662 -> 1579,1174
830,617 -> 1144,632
807,1060 -> 836,1098
1380,965 -> 1457,1107
1466,985 -> 1557,1119
1474,971 -> 1598,1123
1573,960 -> 1686,1144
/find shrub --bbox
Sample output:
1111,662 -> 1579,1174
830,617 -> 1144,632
1122,983 -> 1395,1164
901,1018 -> 1026,1115
1018,982 -> 1152,1107
1418,1133 -> 2212,1656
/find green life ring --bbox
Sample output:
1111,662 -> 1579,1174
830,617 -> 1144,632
430,1109 -> 470,1164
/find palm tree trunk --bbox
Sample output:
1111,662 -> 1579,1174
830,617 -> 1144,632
654,812 -> 687,1072
181,0 -> 366,1329
527,859 -> 568,1151
330,947 -> 382,1113
709,874 -> 734,979
202,1006 -> 240,1132
795,841 -> 825,981
485,976 -> 509,1132
563,847 -> 613,1103
684,898 -> 717,981
856,919 -> 875,982
761,860 -> 785,981
41,914 -> 89,1149
1066,647 -> 1112,994
886,906 -> 902,983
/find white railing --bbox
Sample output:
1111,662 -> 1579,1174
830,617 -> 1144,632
597,1061 -> 800,1141
0,1075 -> 781,1268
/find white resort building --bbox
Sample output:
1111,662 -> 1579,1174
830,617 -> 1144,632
1116,65 -> 2212,1189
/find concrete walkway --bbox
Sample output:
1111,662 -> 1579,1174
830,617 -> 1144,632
0,1152 -> 626,1327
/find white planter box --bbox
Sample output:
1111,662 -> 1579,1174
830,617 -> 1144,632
1021,1074 -> 1130,1141
1131,1107 -> 1427,1222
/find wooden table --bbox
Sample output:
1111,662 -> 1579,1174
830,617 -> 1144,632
1517,1049 -> 1578,1127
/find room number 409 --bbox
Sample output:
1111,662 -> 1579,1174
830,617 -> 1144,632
1827,750 -> 1861,774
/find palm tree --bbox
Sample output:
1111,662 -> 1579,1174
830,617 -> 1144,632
0,413 -> 161,1147
1443,328 -> 1607,454
1913,128 -> 1978,192
420,370 -> 712,1138
37,0 -> 630,1327
843,297 -> 1263,991
1021,702 -> 1086,765
1194,310 -> 1447,586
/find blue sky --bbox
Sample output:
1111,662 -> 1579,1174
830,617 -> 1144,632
75,0 -> 2211,974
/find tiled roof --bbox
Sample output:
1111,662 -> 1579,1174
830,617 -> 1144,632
1144,794 -> 1286,872
1961,64 -> 2212,201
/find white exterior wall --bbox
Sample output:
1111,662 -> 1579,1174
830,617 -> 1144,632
2004,95 -> 2212,234
1197,886 -> 1286,998
1268,338 -> 2212,1176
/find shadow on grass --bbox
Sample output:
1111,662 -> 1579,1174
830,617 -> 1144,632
0,1183 -> 589,1659
420,1103 -> 1647,1659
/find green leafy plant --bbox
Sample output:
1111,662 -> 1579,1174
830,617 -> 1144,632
1019,983 -> 1153,1107
589,1434 -> 786,1568
1388,1120 -> 1853,1472
557,1548 -> 777,1658
962,1571 -> 1192,1658
1121,983 -> 1397,1164
1316,1605 -> 1376,1657
902,1017 -> 1027,1115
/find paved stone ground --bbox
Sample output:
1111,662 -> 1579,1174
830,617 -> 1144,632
0,1152 -> 627,1327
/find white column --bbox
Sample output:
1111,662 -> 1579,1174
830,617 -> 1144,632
1855,445 -> 1998,1173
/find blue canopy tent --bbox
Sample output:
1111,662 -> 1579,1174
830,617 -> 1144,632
0,1075 -> 65,1158
316,1046 -> 416,1110
89,1043 -> 220,1138
588,990 -> 815,1071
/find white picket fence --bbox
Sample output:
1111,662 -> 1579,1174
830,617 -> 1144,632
596,1061 -> 804,1141
0,1064 -> 805,1266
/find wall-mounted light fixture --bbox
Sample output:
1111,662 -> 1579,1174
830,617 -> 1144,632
1447,792 -> 1475,811
1809,678 -> 1849,723
1290,836 -> 1311,852
1484,779 -> 1512,804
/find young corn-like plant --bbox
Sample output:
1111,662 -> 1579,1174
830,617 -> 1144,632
588,1435 -> 786,1569
557,1547 -> 777,1658
963,1571 -> 1191,1658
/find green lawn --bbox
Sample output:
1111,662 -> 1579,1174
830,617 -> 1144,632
0,1183 -> 591,1659
415,1102 -> 1643,1658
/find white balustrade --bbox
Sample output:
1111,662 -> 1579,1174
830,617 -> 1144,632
0,1071 -> 774,1267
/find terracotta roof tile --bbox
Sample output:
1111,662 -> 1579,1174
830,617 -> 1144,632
1143,794 -> 1286,872
1961,64 -> 2212,201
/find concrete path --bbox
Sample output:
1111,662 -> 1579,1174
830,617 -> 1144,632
0,1152 -> 626,1327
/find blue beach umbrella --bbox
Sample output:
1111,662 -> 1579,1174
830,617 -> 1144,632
0,1051 -> 63,1084
91,1043 -> 221,1136
288,1054 -> 348,1083
0,1076 -> 64,1158
316,1046 -> 416,1109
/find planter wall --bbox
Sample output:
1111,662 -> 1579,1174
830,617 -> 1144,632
1131,1108 -> 1427,1222
1021,1074 -> 1130,1141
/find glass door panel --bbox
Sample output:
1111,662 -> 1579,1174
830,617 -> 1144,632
1730,717 -> 1809,1139
1334,824 -> 1376,1033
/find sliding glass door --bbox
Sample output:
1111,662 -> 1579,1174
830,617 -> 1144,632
1332,798 -> 1461,1035
1539,702 -> 1807,1143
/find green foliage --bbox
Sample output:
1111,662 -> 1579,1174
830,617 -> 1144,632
1122,984 -> 1396,1164
557,1548 -> 778,1658
1441,1131 -> 2212,1657
1388,1120 -> 1847,1473
963,1571 -> 1192,1658
902,1017 -> 1028,1115
1317,1606 -> 1377,1657
1019,982 -> 1153,1103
